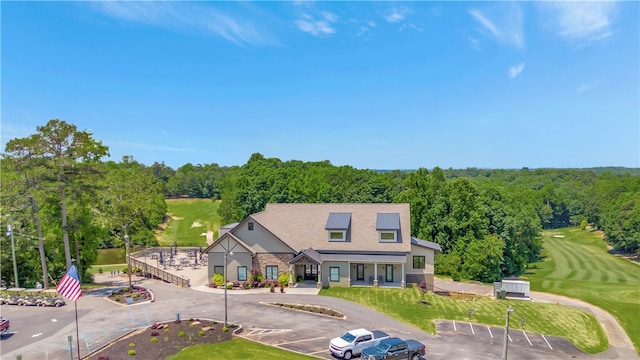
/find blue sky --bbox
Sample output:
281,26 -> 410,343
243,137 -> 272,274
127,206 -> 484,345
2,1 -> 638,170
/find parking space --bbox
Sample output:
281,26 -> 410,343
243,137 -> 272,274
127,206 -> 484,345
434,320 -> 589,359
240,327 -> 333,359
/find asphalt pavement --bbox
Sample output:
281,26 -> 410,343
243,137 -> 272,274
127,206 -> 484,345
1,265 -> 637,360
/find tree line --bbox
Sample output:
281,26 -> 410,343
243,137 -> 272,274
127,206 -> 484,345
1,119 -> 637,288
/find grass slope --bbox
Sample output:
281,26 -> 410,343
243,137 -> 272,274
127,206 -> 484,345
321,287 -> 607,354
525,227 -> 640,354
157,199 -> 221,246
167,338 -> 316,359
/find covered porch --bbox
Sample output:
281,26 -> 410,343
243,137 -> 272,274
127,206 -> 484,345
290,249 -> 408,289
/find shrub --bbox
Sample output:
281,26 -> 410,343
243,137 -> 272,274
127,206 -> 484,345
211,273 -> 224,287
131,294 -> 138,299
178,331 -> 185,337
129,343 -> 135,348
150,337 -> 158,343
249,268 -> 264,287
226,284 -> 233,290
580,219 -> 588,230
222,326 -> 228,332
128,350 -> 136,356
150,331 -> 160,336
98,356 -> 110,360
198,330 -> 205,337
98,268 -> 103,274
122,287 -> 130,293
233,281 -> 240,287
296,275 -> 303,282
241,281 -> 249,288
278,273 -> 289,287
115,295 -> 121,302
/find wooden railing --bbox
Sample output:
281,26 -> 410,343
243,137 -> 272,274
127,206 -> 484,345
129,249 -> 192,288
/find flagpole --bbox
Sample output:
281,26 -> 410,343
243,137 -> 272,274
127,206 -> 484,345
75,300 -> 80,359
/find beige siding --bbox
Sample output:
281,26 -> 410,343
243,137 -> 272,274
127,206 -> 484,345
321,261 -> 350,287
207,240 -> 252,283
234,219 -> 293,253
406,244 -> 435,275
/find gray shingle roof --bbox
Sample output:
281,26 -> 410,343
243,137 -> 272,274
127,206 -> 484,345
325,212 -> 352,230
376,213 -> 400,230
250,203 -> 411,253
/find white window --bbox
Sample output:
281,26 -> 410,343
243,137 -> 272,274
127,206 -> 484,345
328,230 -> 346,242
379,231 -> 397,242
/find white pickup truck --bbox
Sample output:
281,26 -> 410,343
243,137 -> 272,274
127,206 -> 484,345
329,328 -> 390,359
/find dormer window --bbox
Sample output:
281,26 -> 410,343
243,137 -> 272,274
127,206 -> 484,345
325,212 -> 351,242
377,213 -> 400,243
379,231 -> 397,242
329,231 -> 346,241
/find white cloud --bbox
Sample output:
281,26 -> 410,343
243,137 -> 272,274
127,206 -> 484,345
385,6 -> 411,23
469,5 -> 525,49
295,12 -> 336,37
92,2 -> 272,46
469,37 -> 482,51
542,1 -> 617,47
322,11 -> 338,23
508,63 -> 526,79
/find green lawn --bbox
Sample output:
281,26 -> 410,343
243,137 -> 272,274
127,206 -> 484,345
157,199 -> 222,247
525,227 -> 640,354
167,338 -> 316,359
320,287 -> 607,354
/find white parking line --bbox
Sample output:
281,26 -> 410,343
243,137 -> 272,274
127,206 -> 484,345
487,326 -> 493,338
469,323 -> 475,335
508,334 -> 512,342
275,336 -> 326,346
308,349 -> 330,355
542,334 -> 553,349
245,328 -> 292,336
522,331 -> 532,346
453,321 -> 457,331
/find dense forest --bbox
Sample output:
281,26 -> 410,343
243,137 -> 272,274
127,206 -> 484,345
2,119 -> 638,288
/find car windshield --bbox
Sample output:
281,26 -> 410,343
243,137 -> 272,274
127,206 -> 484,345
340,332 -> 356,342
374,342 -> 391,353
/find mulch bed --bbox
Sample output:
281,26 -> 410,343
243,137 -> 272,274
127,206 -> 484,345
86,319 -> 235,360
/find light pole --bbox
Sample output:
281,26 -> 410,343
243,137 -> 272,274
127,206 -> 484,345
124,233 -> 132,291
6,219 -> 19,288
502,306 -> 513,360
223,250 -> 233,327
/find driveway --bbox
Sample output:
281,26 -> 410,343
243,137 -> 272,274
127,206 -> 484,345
1,276 -> 636,360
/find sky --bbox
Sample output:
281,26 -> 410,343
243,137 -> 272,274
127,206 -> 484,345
2,1 -> 639,170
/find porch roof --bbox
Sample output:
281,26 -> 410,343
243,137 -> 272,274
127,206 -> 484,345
320,253 -> 406,263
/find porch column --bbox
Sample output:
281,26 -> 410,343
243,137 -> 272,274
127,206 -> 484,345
373,262 -> 379,287
348,262 -> 351,287
401,262 -> 405,289
317,264 -> 322,289
288,264 -> 293,288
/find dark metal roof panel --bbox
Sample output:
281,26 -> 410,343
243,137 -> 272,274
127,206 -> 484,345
411,237 -> 442,252
376,213 -> 400,230
325,212 -> 352,230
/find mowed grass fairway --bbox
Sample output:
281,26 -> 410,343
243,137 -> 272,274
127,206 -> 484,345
527,227 -> 640,353
157,199 -> 221,247
321,287 -> 607,353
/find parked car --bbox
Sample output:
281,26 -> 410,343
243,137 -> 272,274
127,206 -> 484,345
329,328 -> 390,359
360,337 -> 426,360
0,317 -> 10,335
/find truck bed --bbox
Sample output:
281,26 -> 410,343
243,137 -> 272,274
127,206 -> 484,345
371,330 -> 389,339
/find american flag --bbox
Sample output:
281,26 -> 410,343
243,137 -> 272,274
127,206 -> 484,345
57,265 -> 82,302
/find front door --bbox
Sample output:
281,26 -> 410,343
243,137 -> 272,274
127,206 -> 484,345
385,264 -> 393,282
356,264 -> 364,281
303,265 -> 317,280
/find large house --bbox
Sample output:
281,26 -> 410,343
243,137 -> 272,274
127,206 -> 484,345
204,203 -> 441,290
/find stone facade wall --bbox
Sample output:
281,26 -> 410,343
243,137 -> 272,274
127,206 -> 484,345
252,253 -> 294,276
